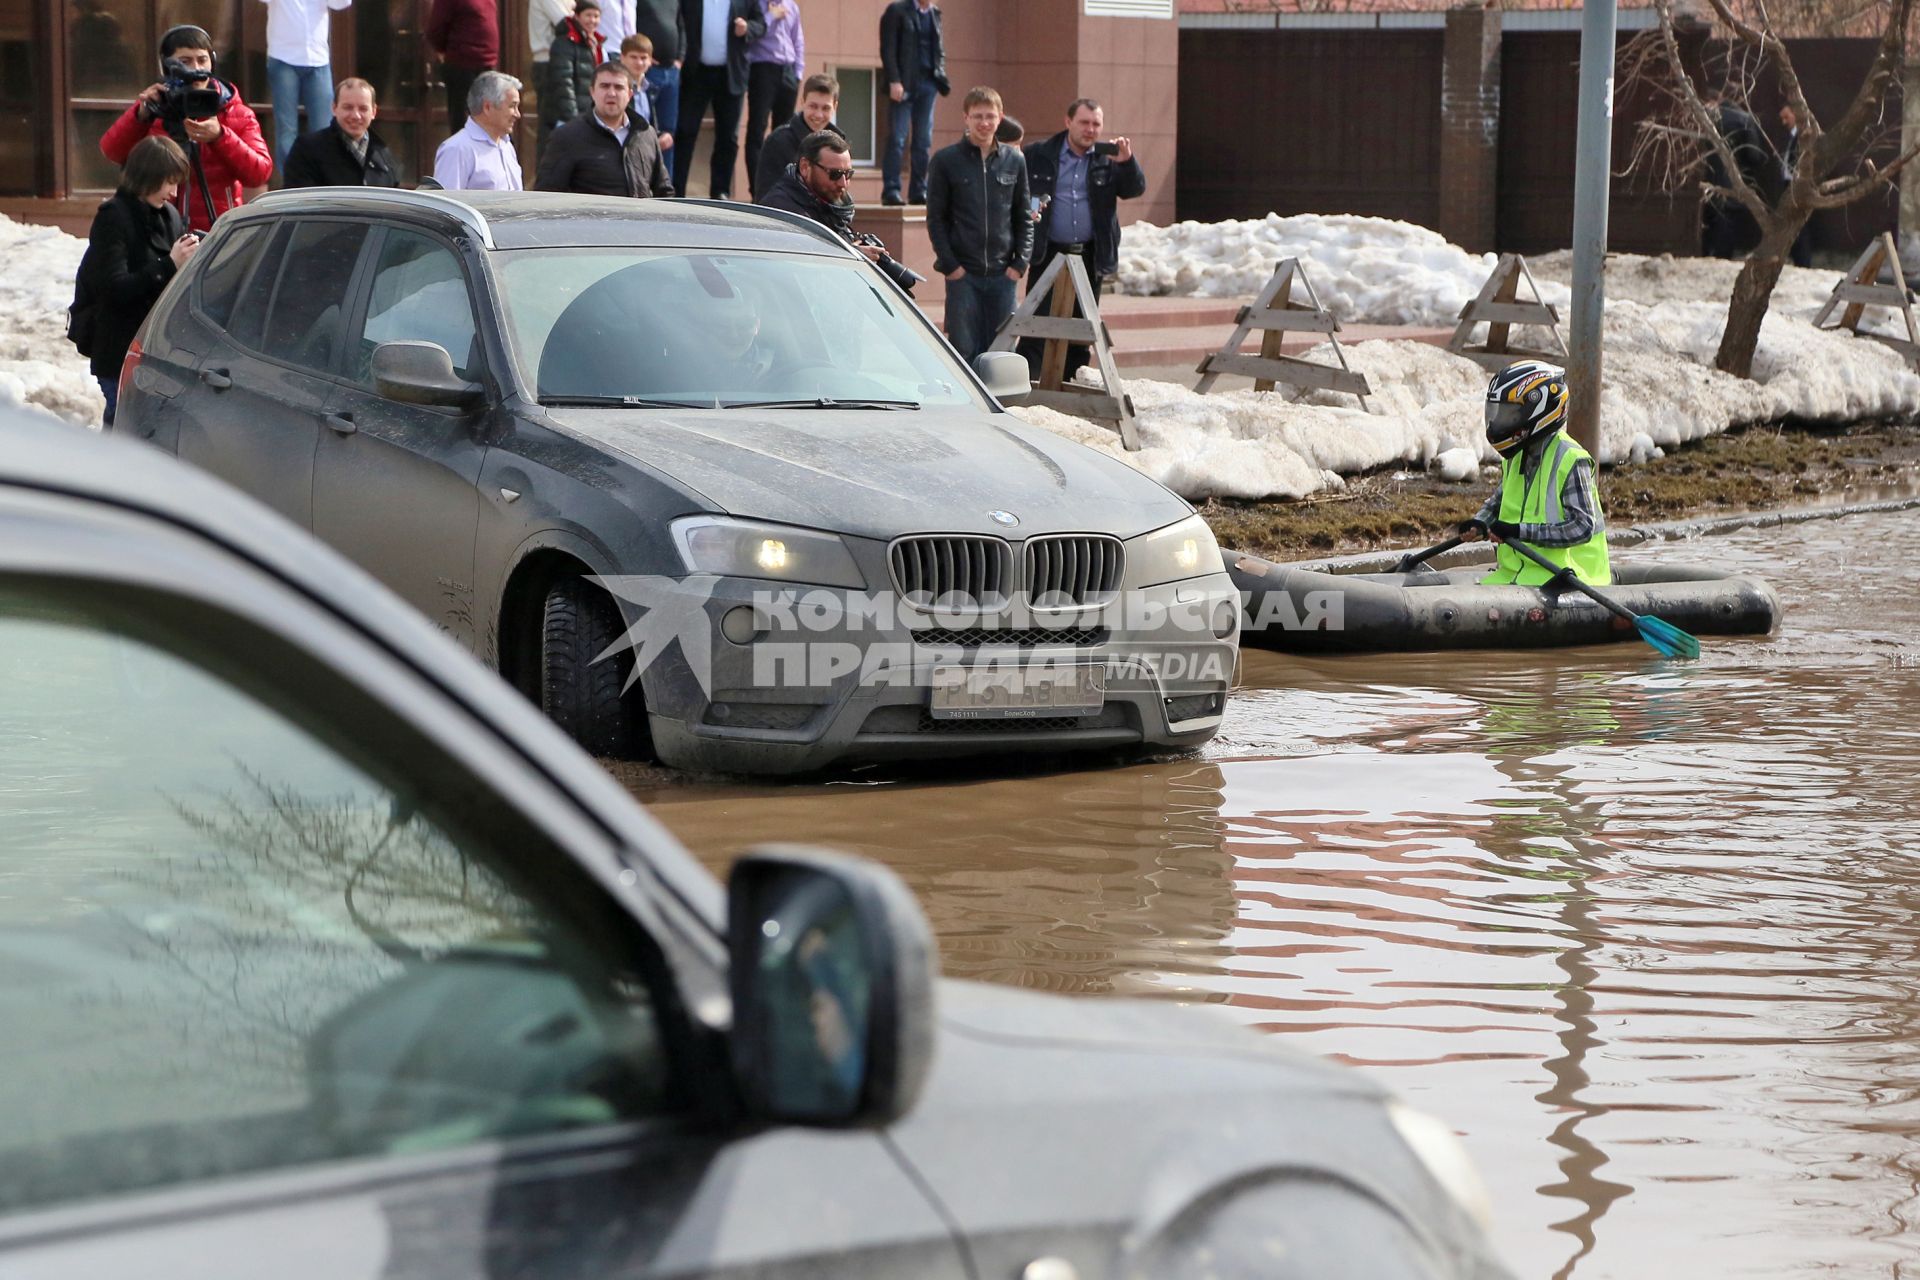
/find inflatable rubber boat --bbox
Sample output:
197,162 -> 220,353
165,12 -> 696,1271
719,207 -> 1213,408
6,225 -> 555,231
1230,550 -> 1781,653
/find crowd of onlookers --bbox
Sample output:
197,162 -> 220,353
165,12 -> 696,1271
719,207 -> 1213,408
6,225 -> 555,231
74,0 -> 1150,423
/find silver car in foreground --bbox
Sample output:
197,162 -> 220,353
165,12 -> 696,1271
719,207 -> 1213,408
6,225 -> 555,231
0,416 -> 1509,1277
114,189 -> 1239,774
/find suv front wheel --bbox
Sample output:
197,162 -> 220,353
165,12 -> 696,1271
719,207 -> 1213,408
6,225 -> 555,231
540,576 -> 650,760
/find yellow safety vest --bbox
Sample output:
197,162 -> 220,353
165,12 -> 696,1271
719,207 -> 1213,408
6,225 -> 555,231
1482,432 -> 1612,586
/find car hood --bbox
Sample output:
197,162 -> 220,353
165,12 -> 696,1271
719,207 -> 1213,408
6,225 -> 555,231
890,983 -> 1509,1277
541,405 -> 1191,539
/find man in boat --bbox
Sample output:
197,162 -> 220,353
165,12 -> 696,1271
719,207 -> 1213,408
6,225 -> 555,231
1458,359 -> 1613,587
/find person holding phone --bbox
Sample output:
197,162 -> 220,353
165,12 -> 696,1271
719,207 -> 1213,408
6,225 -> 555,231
77,135 -> 201,425
1020,96 -> 1145,379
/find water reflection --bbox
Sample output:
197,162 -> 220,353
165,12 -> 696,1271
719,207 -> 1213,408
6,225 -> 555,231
0,616 -> 661,1214
638,761 -> 1237,999
634,511 -> 1920,1278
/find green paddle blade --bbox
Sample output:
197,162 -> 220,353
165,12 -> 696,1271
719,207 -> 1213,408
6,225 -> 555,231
1635,613 -> 1700,660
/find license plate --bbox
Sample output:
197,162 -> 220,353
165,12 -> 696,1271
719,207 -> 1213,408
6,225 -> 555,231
928,663 -> 1106,719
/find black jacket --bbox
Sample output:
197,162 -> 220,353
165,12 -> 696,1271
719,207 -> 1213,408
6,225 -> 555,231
758,166 -> 918,293
926,139 -> 1031,277
1706,103 -> 1766,195
634,0 -> 685,63
753,114 -> 844,203
535,109 -> 674,197
543,17 -> 606,127
678,0 -> 765,96
79,190 -> 183,379
879,0 -> 948,94
1023,130 -> 1147,279
283,120 -> 400,190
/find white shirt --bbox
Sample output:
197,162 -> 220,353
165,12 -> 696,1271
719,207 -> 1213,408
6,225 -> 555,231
596,0 -> 635,53
434,118 -> 524,191
594,111 -> 631,146
259,0 -> 352,68
701,0 -> 728,65
529,0 -> 575,60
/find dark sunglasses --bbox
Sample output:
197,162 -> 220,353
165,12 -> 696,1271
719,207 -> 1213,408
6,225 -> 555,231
814,165 -> 855,181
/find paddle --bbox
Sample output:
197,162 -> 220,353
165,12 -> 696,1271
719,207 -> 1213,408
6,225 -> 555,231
1502,537 -> 1701,659
1393,535 -> 1465,574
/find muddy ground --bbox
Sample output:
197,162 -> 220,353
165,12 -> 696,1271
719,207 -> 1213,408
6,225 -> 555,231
1199,421 -> 1920,563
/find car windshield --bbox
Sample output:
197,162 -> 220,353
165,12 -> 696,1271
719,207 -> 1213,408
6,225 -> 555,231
493,248 -> 989,410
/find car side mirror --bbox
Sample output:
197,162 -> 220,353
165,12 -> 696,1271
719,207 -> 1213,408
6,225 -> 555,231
727,845 -> 935,1127
972,350 -> 1032,403
371,340 -> 485,409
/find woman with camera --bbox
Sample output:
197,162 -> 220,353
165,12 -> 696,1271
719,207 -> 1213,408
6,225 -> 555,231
99,24 -> 273,233
79,136 -> 202,425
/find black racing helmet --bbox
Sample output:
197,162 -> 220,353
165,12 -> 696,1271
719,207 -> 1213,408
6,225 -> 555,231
1484,359 -> 1568,455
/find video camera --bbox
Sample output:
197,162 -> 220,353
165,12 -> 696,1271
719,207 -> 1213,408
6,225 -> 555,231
156,58 -> 224,126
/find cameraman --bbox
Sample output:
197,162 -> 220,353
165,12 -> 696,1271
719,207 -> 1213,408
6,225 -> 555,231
757,131 -> 919,295
100,25 -> 273,234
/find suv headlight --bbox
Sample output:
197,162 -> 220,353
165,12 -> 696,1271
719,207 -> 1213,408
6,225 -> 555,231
671,516 -> 866,588
1123,514 -> 1224,588
1388,1101 -> 1494,1232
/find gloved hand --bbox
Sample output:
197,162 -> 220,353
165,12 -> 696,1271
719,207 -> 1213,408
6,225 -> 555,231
1456,518 -> 1489,541
1486,519 -> 1522,543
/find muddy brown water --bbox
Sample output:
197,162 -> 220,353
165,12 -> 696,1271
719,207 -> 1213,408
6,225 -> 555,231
630,509 -> 1920,1278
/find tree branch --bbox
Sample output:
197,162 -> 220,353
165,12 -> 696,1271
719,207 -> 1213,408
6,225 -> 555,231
1653,0 -> 1777,221
1809,139 -> 1920,207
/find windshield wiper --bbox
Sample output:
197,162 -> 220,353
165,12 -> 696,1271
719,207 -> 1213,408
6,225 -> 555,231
718,397 -> 921,410
540,394 -> 719,408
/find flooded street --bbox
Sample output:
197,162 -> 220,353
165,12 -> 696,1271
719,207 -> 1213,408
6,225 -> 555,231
630,507 -> 1920,1279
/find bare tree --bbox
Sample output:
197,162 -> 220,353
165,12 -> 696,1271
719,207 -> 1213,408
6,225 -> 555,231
1627,0 -> 1920,377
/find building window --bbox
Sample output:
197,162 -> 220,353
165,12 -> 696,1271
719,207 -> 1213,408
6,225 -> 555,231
831,64 -> 876,167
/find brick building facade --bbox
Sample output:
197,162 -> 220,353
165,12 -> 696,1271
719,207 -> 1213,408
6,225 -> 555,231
0,0 -> 1177,232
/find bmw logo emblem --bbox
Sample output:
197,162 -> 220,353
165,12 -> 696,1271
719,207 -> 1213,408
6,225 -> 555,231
989,510 -> 1019,527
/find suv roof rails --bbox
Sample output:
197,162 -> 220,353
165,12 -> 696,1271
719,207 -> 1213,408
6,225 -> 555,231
250,187 -> 495,248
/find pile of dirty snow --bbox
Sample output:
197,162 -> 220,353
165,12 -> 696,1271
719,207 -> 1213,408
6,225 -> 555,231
1528,249 -> 1850,325
1112,212 -> 1573,327
1011,295 -> 1920,502
1017,213 -> 1920,502
0,215 -> 105,426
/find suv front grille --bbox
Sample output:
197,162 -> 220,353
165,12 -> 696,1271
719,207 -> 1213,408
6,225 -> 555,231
913,626 -> 1108,648
1025,535 -> 1124,608
889,536 -> 1014,610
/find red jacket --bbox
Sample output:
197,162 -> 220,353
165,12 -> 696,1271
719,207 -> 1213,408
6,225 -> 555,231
428,0 -> 500,70
99,86 -> 273,234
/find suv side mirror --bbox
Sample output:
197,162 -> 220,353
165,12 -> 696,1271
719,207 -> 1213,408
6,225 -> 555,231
727,845 -> 935,1127
372,340 -> 485,409
972,351 -> 1032,403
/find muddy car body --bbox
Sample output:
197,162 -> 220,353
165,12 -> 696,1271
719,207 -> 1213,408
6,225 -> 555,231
113,189 -> 1238,773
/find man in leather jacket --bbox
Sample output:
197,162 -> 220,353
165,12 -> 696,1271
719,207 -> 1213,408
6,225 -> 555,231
925,86 -> 1030,361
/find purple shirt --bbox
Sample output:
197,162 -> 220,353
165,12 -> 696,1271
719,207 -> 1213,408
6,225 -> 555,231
433,118 -> 524,190
746,0 -> 803,78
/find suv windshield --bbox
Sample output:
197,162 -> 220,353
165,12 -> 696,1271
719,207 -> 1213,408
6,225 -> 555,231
493,248 -> 988,411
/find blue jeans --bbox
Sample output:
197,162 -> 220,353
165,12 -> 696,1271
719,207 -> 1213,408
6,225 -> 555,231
883,80 -> 938,202
98,375 -> 118,427
647,64 -> 681,140
267,57 -> 333,176
943,271 -> 1016,364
